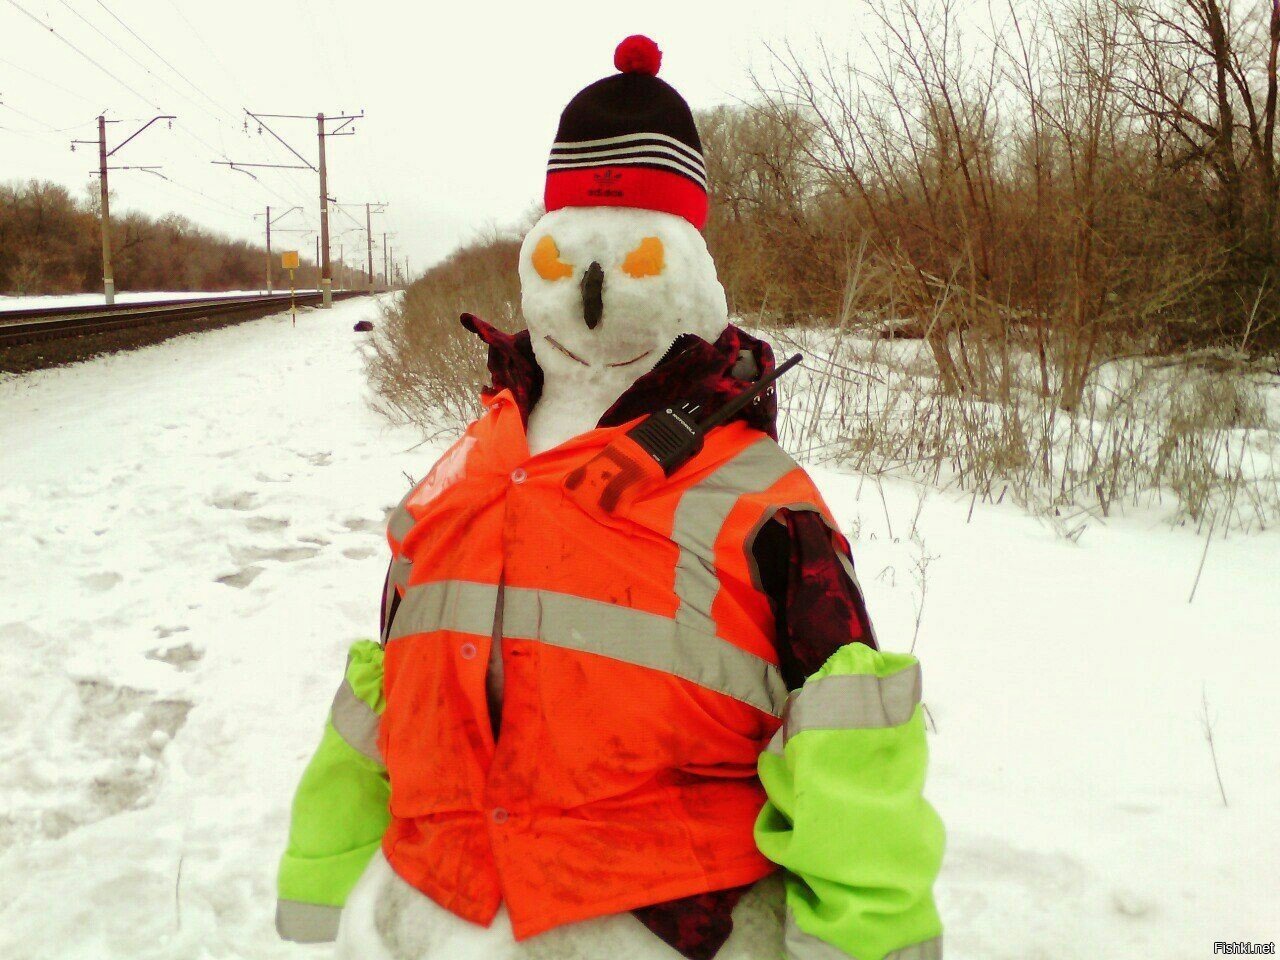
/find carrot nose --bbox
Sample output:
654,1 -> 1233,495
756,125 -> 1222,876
581,261 -> 604,330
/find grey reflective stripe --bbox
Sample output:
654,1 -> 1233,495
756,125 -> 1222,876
833,549 -> 877,645
743,500 -> 826,593
387,478 -> 418,542
764,725 -> 786,757
786,912 -> 942,960
330,674 -> 382,763
503,588 -> 786,715
388,580 -> 787,716
671,438 -> 798,634
387,503 -> 415,542
773,663 -> 921,751
388,556 -> 413,591
388,579 -> 503,642
382,556 -> 414,643
276,899 -> 341,943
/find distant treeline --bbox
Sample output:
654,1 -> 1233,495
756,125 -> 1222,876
0,179 -> 325,294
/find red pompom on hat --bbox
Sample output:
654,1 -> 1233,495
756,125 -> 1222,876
614,35 -> 662,75
544,36 -> 707,230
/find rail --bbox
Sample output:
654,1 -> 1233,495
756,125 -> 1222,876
0,291 -> 369,348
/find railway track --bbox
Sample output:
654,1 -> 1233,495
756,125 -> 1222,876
0,291 -> 368,348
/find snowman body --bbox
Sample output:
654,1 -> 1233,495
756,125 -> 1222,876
335,852 -> 782,960
333,205 -> 785,958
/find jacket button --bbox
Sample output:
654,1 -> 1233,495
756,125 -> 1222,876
510,468 -> 527,484
459,642 -> 477,660
490,807 -> 509,824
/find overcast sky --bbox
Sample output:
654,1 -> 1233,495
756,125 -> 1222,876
0,0 -> 865,279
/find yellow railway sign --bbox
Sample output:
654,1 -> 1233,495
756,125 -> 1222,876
280,250 -> 299,270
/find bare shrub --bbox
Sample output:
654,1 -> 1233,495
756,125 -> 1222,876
697,0 -> 1280,413
771,281 -> 1279,533
364,231 -> 525,437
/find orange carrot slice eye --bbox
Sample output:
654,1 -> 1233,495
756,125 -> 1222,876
532,236 -> 573,281
621,237 -> 664,278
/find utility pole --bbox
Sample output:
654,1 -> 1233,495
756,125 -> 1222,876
354,202 -> 388,293
317,113 -> 331,307
73,113 -> 174,305
389,245 -> 395,288
366,203 -> 375,293
257,204 -> 302,291
219,109 -> 362,308
264,205 -> 271,293
96,116 -> 112,304
382,232 -> 389,290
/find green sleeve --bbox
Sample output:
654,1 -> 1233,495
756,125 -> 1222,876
756,644 -> 945,960
276,640 -> 391,943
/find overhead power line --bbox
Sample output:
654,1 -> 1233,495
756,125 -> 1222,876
0,96 -> 99,133
4,0 -> 164,110
0,53 -> 99,105
91,0 -> 236,122
162,0 -> 250,115
216,110 -> 364,307
56,0 -> 219,125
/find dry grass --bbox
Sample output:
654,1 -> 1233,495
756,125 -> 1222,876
364,233 -> 524,438
771,311 -> 1280,534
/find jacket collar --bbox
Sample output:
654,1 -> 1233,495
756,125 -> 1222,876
460,314 -> 779,439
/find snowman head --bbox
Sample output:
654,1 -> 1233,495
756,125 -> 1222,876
522,35 -> 725,391
519,206 -> 727,383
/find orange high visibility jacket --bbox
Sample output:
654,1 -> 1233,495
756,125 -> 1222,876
379,387 -> 848,941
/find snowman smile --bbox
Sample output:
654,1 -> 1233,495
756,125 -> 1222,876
544,335 -> 653,369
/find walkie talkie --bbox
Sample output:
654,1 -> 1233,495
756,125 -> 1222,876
565,353 -> 803,515
627,352 -> 803,475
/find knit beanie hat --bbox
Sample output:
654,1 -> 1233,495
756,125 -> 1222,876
544,36 -> 708,230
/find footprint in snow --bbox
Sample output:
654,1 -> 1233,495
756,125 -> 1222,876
299,450 -> 333,467
209,491 -> 259,511
343,517 -> 382,533
145,642 -> 203,672
245,516 -> 290,533
1111,889 -> 1154,919
217,565 -> 263,589
17,679 -> 194,844
343,546 -> 376,560
232,544 -> 322,564
81,571 -> 123,592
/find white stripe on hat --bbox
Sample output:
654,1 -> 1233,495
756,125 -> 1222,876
551,131 -> 703,166
549,143 -> 705,180
547,153 -> 707,188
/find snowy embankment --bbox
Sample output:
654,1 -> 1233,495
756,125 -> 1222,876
0,300 -> 1276,959
0,290 -> 322,313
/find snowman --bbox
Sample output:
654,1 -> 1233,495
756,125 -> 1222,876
276,36 -> 944,960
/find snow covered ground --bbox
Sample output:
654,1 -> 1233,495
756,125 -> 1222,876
0,297 -> 1276,959
0,290 -> 322,313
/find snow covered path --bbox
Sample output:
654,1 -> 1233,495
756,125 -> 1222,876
0,297 -> 418,959
0,299 -> 1276,959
